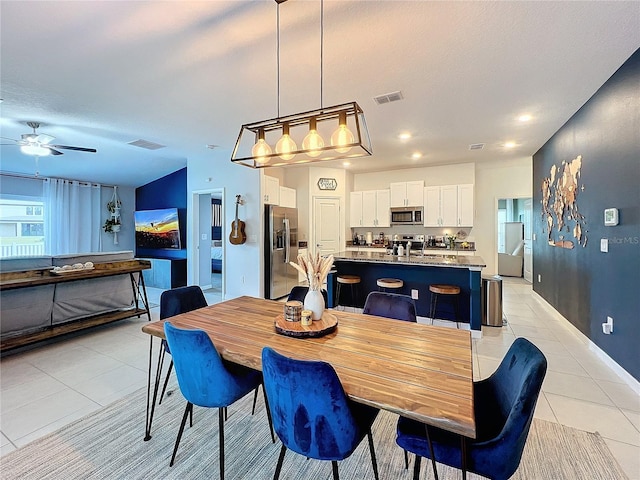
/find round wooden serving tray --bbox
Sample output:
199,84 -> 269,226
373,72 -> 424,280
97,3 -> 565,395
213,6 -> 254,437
274,312 -> 338,338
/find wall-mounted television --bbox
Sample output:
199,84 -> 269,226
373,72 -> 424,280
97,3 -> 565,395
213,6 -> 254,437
134,208 -> 181,249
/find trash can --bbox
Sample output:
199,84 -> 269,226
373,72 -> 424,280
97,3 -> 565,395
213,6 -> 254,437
482,275 -> 503,327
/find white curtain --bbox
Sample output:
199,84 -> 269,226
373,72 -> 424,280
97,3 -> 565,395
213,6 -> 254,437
44,178 -> 102,255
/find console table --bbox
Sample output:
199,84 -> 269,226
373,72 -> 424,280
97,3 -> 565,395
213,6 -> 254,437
0,259 -> 152,351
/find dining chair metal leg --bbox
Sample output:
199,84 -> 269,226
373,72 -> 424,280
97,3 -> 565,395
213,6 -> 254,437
424,425 -> 439,480
158,360 -> 173,405
367,430 -> 379,480
404,449 -> 409,469
413,454 -> 421,480
332,460 -> 339,480
272,444 -> 287,480
460,436 -> 467,480
169,402 -> 193,467
145,339 -> 166,441
251,385 -> 259,415
262,384 -> 276,443
219,407 -> 225,480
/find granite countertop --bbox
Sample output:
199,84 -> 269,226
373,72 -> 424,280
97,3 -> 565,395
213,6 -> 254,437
333,251 -> 486,269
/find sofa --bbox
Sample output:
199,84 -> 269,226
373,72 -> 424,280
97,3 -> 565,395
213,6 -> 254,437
1,251 -> 138,340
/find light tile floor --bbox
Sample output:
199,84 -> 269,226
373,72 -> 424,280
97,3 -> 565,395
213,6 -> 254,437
1,280 -> 638,478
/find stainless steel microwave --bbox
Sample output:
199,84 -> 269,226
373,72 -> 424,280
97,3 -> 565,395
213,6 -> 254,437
390,208 -> 423,225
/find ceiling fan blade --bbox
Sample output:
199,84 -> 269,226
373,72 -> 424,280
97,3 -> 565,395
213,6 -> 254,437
47,148 -> 64,155
0,136 -> 19,142
49,144 -> 97,153
36,134 -> 55,144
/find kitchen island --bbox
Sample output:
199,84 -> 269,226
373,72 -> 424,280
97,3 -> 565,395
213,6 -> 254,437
327,251 -> 486,332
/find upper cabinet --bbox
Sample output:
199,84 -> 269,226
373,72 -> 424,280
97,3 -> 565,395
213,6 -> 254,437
262,175 -> 280,205
390,181 -> 424,207
424,184 -> 474,227
350,190 -> 390,228
279,186 -> 296,208
457,184 -> 474,227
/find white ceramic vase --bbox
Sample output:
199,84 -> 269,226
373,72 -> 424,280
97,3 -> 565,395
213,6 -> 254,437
303,289 -> 324,321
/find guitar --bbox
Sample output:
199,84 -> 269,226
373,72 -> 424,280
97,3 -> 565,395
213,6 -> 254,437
229,194 -> 247,245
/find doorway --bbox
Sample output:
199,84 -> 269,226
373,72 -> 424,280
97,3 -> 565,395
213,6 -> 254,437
497,197 -> 532,282
312,196 -> 340,255
192,188 -> 225,300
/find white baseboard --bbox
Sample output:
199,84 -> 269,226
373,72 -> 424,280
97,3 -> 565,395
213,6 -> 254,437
532,291 -> 640,395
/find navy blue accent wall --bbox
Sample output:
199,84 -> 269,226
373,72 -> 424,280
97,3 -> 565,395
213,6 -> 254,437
533,49 -> 640,381
135,168 -> 187,260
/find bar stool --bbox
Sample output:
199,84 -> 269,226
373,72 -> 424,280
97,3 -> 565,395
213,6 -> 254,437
429,284 -> 461,323
377,278 -> 403,293
336,274 -> 361,308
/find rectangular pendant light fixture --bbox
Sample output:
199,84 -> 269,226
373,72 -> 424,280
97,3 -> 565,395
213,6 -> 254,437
231,101 -> 372,169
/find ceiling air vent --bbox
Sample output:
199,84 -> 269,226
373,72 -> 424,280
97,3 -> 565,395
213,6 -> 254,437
128,139 -> 166,150
468,143 -> 485,151
373,91 -> 404,105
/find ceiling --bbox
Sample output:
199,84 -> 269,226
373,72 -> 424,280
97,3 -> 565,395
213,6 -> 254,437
1,1 -> 638,188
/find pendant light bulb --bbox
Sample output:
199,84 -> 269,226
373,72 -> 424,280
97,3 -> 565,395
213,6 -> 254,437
251,129 -> 272,165
276,122 -> 297,161
330,111 -> 354,154
302,117 -> 325,157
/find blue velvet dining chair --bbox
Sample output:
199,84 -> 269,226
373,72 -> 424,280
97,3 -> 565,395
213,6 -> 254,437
164,322 -> 274,478
363,291 -> 417,322
396,337 -> 547,480
156,286 -> 208,406
261,347 -> 380,480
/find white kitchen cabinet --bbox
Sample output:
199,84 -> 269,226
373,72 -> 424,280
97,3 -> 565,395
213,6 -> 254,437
424,184 -> 474,227
440,185 -> 458,226
350,190 -> 390,228
349,191 -> 364,227
262,175 -> 280,205
390,181 -> 424,207
279,186 -> 296,208
457,184 -> 474,227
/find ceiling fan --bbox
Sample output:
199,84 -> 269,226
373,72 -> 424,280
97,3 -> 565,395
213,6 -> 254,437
0,122 -> 97,156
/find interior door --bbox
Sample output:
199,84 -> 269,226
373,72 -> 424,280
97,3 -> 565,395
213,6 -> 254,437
313,197 -> 340,256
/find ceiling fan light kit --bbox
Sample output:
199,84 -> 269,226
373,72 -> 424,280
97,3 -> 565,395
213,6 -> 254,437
231,0 -> 372,169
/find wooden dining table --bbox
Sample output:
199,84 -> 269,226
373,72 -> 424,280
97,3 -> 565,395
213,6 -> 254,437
141,295 -> 475,448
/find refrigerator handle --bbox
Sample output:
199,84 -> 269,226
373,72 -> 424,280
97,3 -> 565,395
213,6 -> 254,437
284,218 -> 290,264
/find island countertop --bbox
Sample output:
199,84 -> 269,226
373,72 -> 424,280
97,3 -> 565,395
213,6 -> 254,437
333,251 -> 486,269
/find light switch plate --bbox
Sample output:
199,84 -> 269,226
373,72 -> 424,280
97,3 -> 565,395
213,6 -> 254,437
600,238 -> 608,253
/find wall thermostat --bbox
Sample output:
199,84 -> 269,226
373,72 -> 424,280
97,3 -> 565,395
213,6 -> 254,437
604,208 -> 619,226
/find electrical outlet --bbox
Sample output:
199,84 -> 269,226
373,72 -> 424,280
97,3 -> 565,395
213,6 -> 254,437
411,289 -> 419,300
201,234 -> 207,240
600,238 -> 609,253
537,274 -> 541,283
602,316 -> 614,334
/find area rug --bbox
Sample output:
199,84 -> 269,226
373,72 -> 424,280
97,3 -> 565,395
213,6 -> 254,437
0,385 -> 627,479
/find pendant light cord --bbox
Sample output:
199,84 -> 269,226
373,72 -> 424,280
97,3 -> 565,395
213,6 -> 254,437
277,2 -> 281,119
320,0 -> 324,109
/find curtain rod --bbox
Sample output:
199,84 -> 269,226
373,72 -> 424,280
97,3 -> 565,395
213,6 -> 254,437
0,171 -> 116,189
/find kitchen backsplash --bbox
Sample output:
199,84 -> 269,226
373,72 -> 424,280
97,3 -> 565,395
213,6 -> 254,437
351,227 -> 474,245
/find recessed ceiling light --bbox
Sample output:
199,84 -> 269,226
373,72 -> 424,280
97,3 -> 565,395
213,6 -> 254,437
398,132 -> 411,140
504,142 -> 516,148
518,114 -> 532,122
343,161 -> 351,166
411,152 -> 422,159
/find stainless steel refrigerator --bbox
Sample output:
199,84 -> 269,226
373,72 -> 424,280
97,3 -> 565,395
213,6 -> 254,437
265,205 -> 299,299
